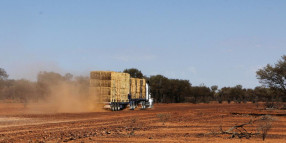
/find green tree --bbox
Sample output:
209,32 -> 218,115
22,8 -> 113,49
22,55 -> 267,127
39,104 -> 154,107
256,55 -> 286,96
0,68 -> 8,80
149,75 -> 169,103
254,86 -> 272,101
190,86 -> 212,103
231,85 -> 244,103
211,85 -> 218,92
149,75 -> 192,103
218,87 -> 232,103
168,79 -> 191,103
123,68 -> 143,78
211,85 -> 219,102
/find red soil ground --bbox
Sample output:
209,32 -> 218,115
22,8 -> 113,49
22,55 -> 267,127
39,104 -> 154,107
0,103 -> 286,143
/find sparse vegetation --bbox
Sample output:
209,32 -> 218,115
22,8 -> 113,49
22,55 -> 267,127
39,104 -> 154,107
213,115 -> 275,141
256,115 -> 274,141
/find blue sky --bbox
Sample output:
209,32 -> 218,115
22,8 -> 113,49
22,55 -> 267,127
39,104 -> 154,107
0,0 -> 285,88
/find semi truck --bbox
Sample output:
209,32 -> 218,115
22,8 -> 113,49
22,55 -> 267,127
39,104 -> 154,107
89,71 -> 153,111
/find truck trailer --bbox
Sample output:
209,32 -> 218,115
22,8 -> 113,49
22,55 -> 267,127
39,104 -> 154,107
89,71 -> 153,111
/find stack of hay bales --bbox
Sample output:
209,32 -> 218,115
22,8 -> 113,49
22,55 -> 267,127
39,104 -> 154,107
130,78 -> 146,99
90,71 -> 130,102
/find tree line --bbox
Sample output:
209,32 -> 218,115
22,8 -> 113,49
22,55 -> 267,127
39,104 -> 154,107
145,75 -> 283,104
1,55 -> 286,104
124,55 -> 286,104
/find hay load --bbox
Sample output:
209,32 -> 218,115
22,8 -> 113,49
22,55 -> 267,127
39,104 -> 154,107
89,71 -> 153,111
89,71 -> 130,103
130,78 -> 146,99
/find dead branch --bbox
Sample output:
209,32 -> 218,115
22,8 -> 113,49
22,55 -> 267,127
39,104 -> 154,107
217,116 -> 272,139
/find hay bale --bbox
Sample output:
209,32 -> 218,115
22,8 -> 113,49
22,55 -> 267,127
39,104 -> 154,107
130,78 -> 146,99
89,71 -> 130,102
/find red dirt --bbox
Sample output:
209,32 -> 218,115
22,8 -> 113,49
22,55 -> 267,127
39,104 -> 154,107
0,103 -> 286,143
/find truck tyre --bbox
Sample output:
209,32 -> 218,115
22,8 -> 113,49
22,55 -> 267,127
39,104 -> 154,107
142,101 -> 146,109
111,102 -> 114,111
141,101 -> 144,109
115,103 -> 118,111
130,101 -> 135,110
117,103 -> 120,111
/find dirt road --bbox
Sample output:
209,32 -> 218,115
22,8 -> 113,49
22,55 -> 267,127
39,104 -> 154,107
0,103 -> 286,142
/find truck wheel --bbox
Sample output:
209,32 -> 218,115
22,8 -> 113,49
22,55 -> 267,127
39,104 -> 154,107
131,101 -> 133,110
141,101 -> 144,109
129,102 -> 132,110
117,103 -> 120,111
111,102 -> 114,111
130,101 -> 134,110
115,103 -> 118,111
142,101 -> 146,109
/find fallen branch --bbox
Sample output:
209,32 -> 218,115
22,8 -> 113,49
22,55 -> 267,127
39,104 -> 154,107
214,116 -> 273,140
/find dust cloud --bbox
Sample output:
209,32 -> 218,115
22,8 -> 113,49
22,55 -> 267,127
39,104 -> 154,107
1,70 -> 105,113
23,72 -> 105,113
32,82 -> 101,113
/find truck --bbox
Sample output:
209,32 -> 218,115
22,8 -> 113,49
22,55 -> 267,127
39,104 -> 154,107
89,71 -> 153,111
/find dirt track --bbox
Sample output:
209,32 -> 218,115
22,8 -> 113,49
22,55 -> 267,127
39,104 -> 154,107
0,103 -> 286,143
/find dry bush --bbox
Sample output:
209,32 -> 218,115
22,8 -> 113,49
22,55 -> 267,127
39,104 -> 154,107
261,123 -> 271,141
256,115 -> 274,141
264,101 -> 284,110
